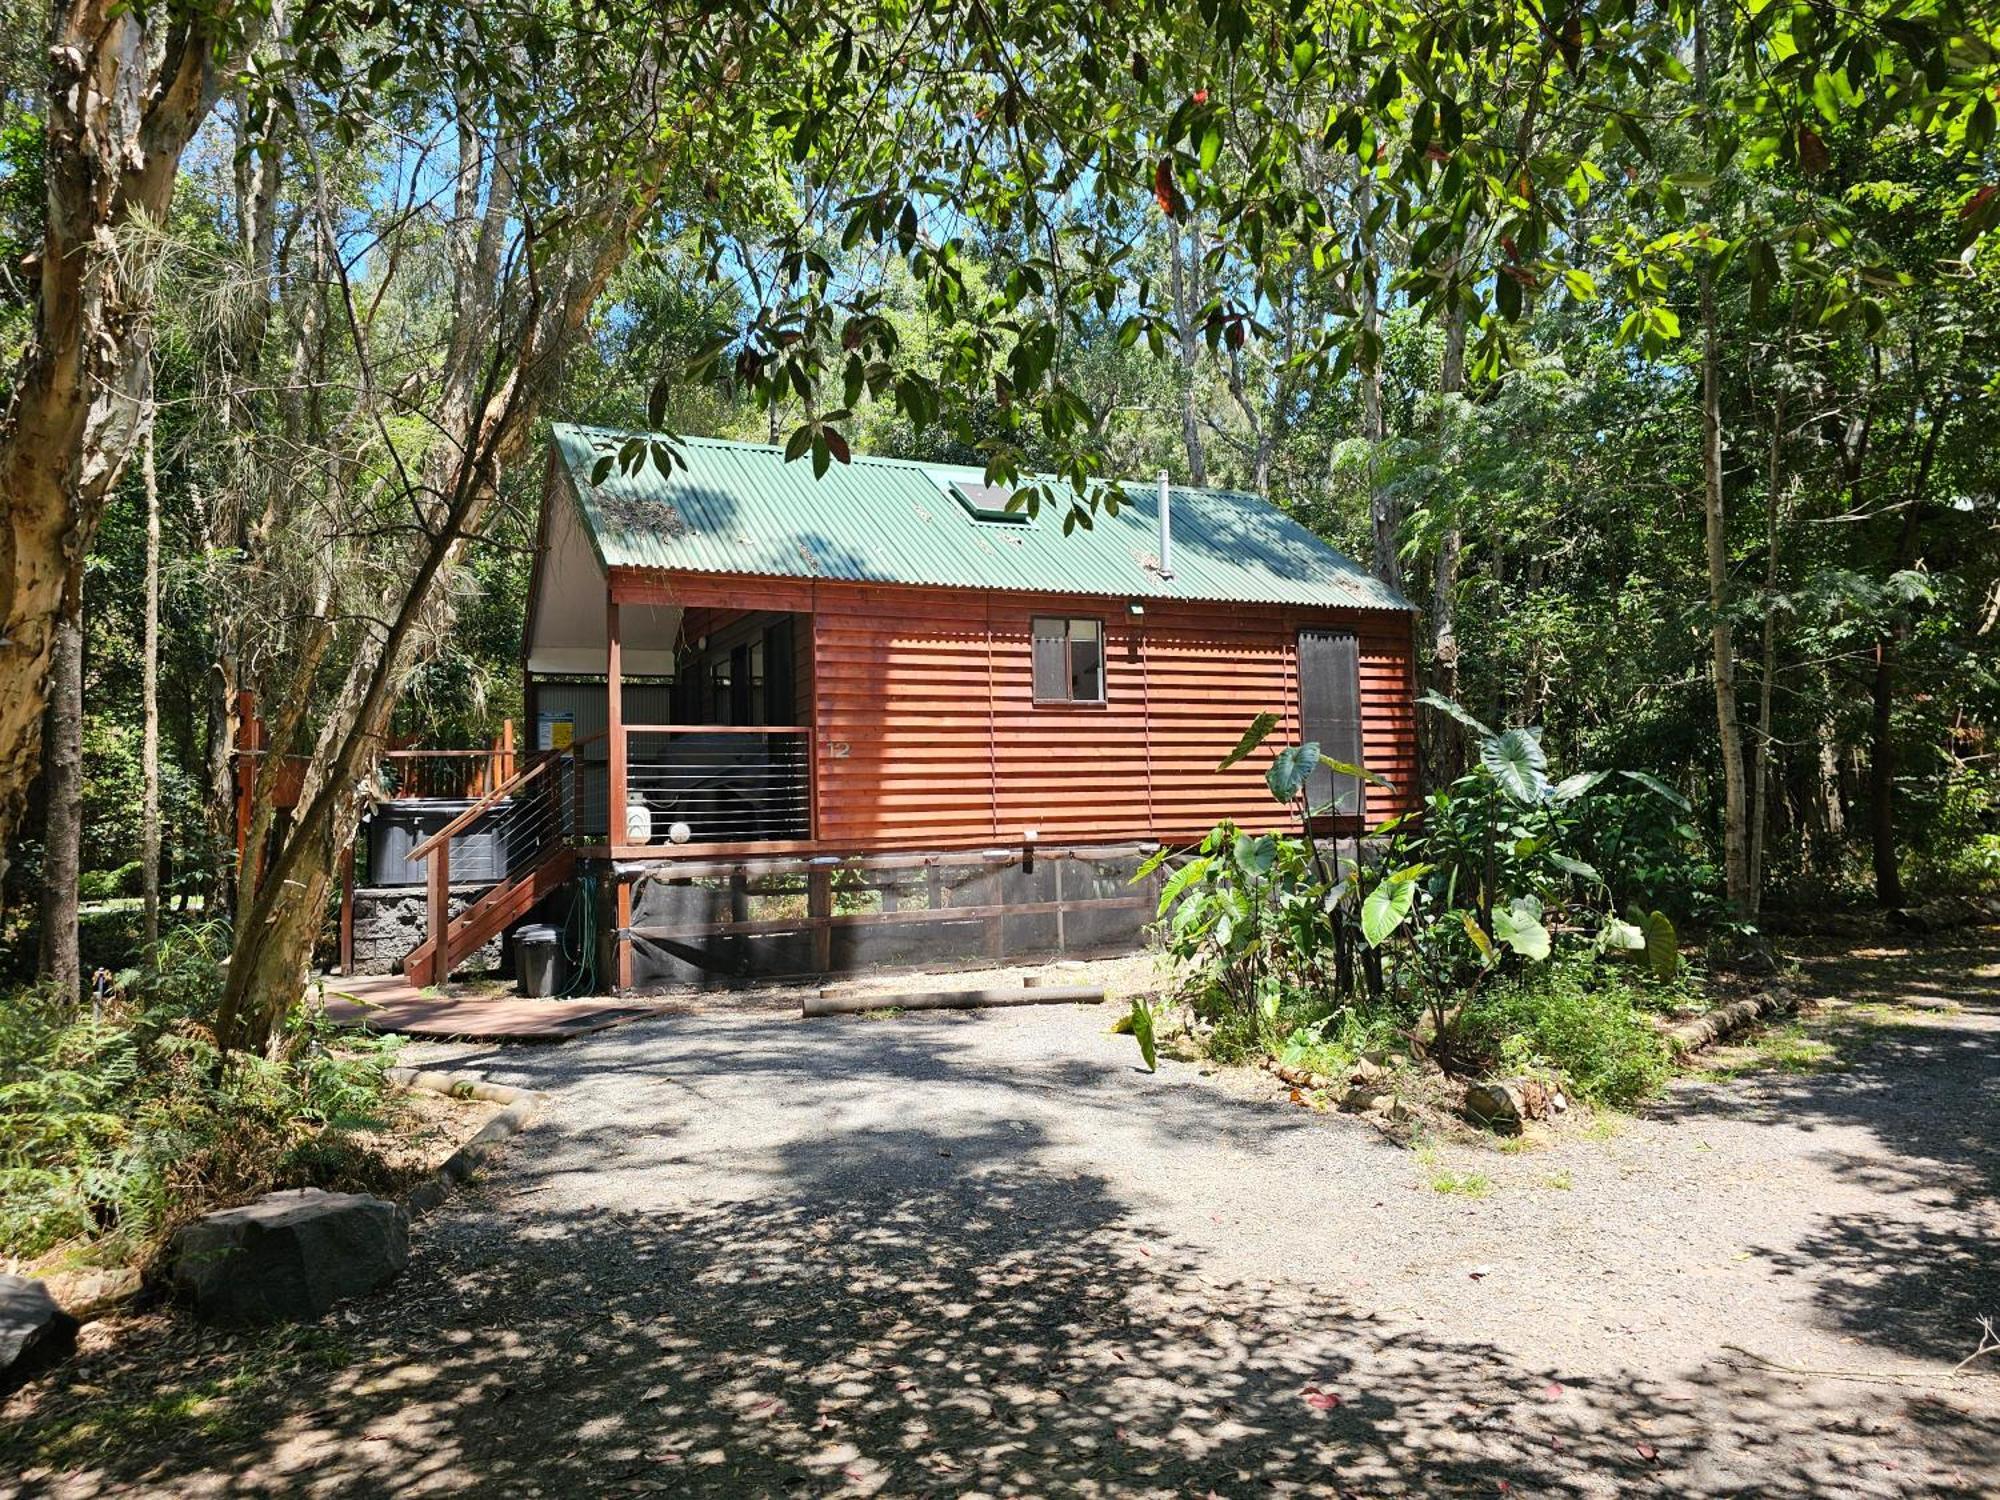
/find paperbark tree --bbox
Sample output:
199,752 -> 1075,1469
0,0 -> 247,870
35,605 -> 82,999
142,414 -> 162,946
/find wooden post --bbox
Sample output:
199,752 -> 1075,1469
606,597 -> 625,846
1053,855 -> 1065,955
615,878 -> 634,993
499,717 -> 515,783
425,838 -> 450,988
808,866 -> 833,973
985,861 -> 1006,962
339,843 -> 355,976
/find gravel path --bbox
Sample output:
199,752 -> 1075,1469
7,934 -> 1997,1496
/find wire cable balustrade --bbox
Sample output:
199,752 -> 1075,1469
621,726 -> 812,846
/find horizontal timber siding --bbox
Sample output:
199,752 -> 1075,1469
619,570 -> 1416,853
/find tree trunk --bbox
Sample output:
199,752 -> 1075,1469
36,607 -> 83,998
1869,639 -> 1902,909
216,140 -> 661,1053
1354,175 -> 1396,592
1748,382 -> 1784,910
1693,7 -> 1752,912
1166,218 -> 1208,485
0,3 -> 238,863
1868,391 -> 1945,909
142,414 -> 162,946
1422,276 -> 1473,789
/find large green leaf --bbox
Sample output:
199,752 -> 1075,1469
1218,712 -> 1280,771
1550,770 -> 1610,803
1625,903 -> 1680,978
1360,874 -> 1418,947
1598,917 -> 1647,952
1461,910 -> 1497,966
1417,691 -> 1495,740
1154,855 -> 1210,917
1645,909 -> 1680,979
1548,852 -> 1603,884
1130,998 -> 1157,1072
1266,742 -> 1321,804
1481,727 -> 1551,804
1619,770 -> 1692,811
1320,756 -> 1391,789
1492,897 -> 1551,961
1232,832 -> 1277,877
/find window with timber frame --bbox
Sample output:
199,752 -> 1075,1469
1031,616 -> 1105,704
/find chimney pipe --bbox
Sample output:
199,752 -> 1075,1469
1157,470 -> 1174,579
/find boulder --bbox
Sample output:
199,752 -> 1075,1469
1,1275 -> 79,1396
168,1188 -> 408,1325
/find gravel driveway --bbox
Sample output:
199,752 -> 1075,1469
9,935 -> 1998,1496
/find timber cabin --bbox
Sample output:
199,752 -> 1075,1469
389,425 -> 1418,992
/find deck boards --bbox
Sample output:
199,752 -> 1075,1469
320,974 -> 660,1041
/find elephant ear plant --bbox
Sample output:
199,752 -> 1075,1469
1133,698 -> 1696,1077
1134,713 -> 1392,1054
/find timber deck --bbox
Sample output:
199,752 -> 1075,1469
320,973 -> 661,1041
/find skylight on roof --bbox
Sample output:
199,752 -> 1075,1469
947,480 -> 1031,524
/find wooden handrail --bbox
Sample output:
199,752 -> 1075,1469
407,730 -> 606,863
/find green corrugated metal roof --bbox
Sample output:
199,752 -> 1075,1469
551,424 -> 1413,612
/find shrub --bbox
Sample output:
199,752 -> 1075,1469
0,922 -> 403,1265
1456,956 -> 1677,1107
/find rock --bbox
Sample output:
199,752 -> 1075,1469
168,1188 -> 408,1325
1,1275 -> 79,1396
1464,1077 -> 1557,1134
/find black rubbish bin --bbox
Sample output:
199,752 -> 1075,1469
515,924 -> 568,998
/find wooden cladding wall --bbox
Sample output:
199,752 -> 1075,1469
613,570 -> 1416,853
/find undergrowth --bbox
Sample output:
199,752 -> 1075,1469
0,922 -> 404,1267
1455,955 -> 1691,1107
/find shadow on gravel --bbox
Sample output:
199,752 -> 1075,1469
1648,933 -> 2000,1368
9,1115 -> 1996,1497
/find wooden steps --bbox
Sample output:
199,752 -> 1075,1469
403,848 -> 576,985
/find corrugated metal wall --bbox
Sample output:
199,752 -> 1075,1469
806,581 -> 1416,851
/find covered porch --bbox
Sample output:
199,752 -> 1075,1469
521,460 -> 818,861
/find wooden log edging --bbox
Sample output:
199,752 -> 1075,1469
1667,984 -> 1797,1057
385,1067 -> 545,1215
803,984 -> 1105,1018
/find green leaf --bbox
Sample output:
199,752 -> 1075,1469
1550,770 -> 1609,803
1492,898 -> 1551,961
1361,876 -> 1417,947
1218,712 -> 1279,771
1461,910 -> 1496,966
1130,998 -> 1157,1072
1598,917 -> 1646,953
1320,756 -> 1390,789
1417,691 -> 1494,740
1232,832 -> 1277,877
1643,909 -> 1680,979
1618,770 -> 1691,811
1155,854 -> 1211,916
1482,727 -> 1551,804
1266,742 -> 1321,804
1548,852 -> 1602,884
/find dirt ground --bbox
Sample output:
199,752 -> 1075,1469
4,932 -> 1996,1497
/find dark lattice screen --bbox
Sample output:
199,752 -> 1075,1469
1298,630 -> 1363,817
